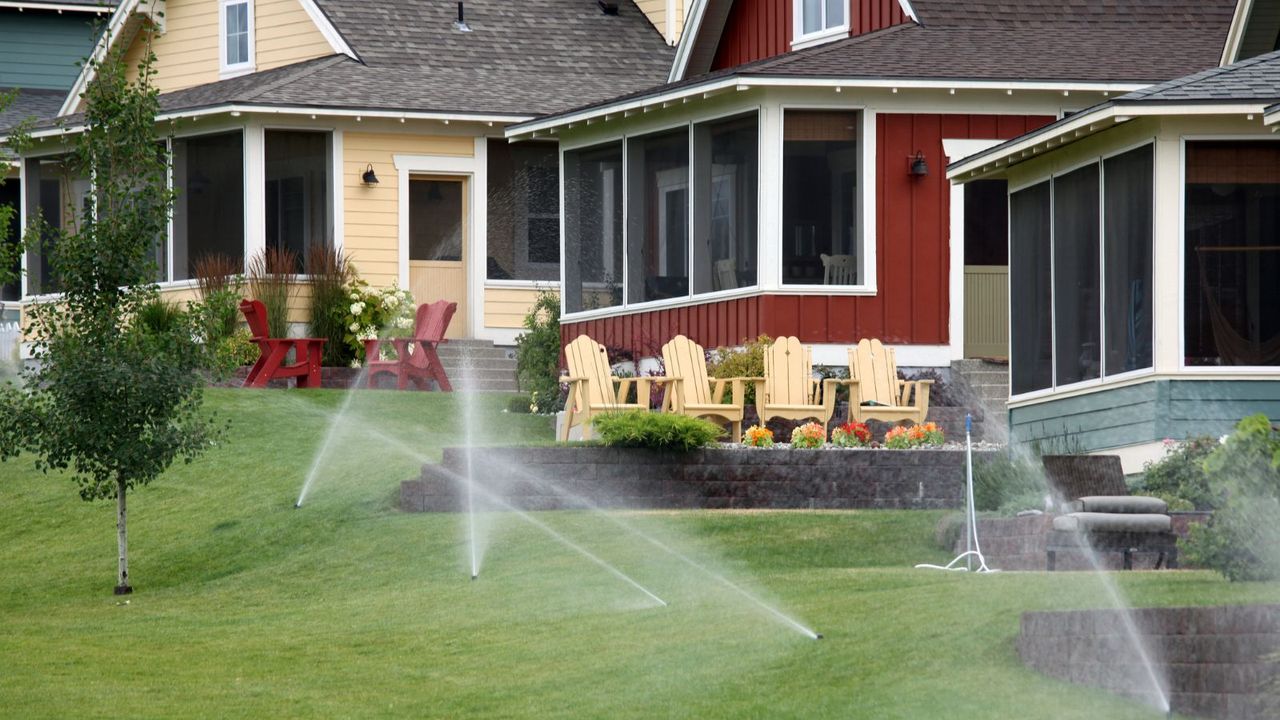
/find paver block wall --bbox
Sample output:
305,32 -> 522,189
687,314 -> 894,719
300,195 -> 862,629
401,447 -> 998,512
1018,605 -> 1280,719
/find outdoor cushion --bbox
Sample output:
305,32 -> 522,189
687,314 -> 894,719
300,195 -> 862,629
1065,496 -> 1168,515
1052,512 -> 1172,534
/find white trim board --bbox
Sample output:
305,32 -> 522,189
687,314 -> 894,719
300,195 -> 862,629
296,0 -> 360,61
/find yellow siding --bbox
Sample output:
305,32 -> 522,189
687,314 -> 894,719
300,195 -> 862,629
341,132 -> 474,289
483,286 -> 541,329
256,0 -> 333,71
122,0 -> 331,95
635,0 -> 667,40
123,0 -> 220,93
160,281 -> 312,325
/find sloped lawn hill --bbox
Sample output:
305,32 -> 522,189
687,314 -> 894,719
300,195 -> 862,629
0,389 -> 1274,718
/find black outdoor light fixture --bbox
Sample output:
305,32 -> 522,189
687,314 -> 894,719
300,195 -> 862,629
910,150 -> 929,177
362,163 -> 379,185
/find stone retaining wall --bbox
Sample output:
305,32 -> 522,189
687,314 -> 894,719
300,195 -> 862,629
401,447 -> 998,512
1018,605 -> 1280,719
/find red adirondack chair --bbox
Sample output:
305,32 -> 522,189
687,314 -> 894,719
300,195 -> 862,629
239,299 -> 326,389
364,300 -> 457,391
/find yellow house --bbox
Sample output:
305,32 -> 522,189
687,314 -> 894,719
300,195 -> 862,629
8,0 -> 678,344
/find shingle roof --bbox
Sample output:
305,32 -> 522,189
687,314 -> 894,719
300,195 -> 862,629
948,49 -> 1280,177
0,87 -> 64,134
1117,47 -> 1280,103
516,0 -> 1238,130
3,0 -> 116,8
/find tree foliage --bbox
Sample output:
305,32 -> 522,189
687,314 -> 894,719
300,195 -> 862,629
0,47 -> 219,592
1183,415 -> 1280,581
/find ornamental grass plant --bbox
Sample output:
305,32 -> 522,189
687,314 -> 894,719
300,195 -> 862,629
306,244 -> 355,366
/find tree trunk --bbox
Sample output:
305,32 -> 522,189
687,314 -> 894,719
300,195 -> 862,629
114,480 -> 132,595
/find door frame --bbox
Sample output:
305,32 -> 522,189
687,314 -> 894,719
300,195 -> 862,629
394,149 -> 485,337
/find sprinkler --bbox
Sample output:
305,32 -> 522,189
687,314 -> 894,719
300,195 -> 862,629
814,633 -> 824,640
294,502 -> 302,509
471,574 -> 477,581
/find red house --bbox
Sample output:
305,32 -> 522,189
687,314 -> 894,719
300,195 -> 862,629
507,0 -> 1236,370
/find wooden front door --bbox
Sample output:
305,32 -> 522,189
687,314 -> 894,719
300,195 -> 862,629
407,175 -> 467,339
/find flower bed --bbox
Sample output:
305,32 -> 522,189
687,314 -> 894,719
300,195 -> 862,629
401,445 -> 1002,512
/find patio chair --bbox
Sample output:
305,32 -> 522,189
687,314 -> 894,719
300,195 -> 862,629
661,334 -> 746,443
239,299 -> 326,389
845,338 -> 931,424
364,300 -> 457,391
561,334 -> 663,441
754,336 -> 856,426
821,254 -> 857,285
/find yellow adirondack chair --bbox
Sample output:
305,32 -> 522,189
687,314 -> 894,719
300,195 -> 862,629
754,336 -> 857,426
661,335 -> 746,442
846,338 -> 932,424
560,335 -> 656,441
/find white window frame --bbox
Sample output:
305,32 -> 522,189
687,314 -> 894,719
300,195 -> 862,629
219,0 -> 256,79
792,0 -> 850,51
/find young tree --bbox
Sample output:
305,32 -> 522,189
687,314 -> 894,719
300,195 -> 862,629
0,47 -> 218,595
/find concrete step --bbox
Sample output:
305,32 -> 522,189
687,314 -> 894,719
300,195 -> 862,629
437,357 -> 518,371
955,370 -> 1008,384
952,358 -> 1008,371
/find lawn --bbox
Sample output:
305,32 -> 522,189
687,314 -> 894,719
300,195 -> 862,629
0,388 -> 1275,719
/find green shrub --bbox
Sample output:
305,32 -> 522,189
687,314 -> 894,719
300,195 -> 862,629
191,253 -> 243,344
516,289 -> 563,414
973,451 -> 1047,514
1136,436 -> 1221,510
1183,415 -> 1280,581
305,244 -> 355,367
708,335 -> 771,404
506,395 -> 533,414
134,297 -> 186,336
935,512 -> 968,551
593,411 -> 723,452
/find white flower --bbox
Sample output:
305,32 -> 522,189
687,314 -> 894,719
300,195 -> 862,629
349,322 -> 360,332
394,315 -> 412,329
358,329 -> 377,341
350,291 -> 361,301
350,359 -> 362,368
349,301 -> 365,315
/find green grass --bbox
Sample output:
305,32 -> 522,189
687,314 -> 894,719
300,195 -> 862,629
0,388 -> 1276,718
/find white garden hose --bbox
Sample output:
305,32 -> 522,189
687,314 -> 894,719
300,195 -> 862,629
915,413 -> 999,573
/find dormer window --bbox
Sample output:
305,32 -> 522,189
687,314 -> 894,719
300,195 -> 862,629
220,0 -> 255,77
794,0 -> 848,50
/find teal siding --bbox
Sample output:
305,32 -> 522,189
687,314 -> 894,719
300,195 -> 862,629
0,11 -> 101,91
1010,379 -> 1280,452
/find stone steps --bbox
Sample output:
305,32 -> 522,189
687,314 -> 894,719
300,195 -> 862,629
951,359 -> 1010,425
435,339 -> 520,393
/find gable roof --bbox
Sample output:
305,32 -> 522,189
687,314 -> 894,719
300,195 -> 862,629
670,0 -> 1237,83
948,47 -> 1280,180
1,87 -> 64,134
49,0 -> 673,124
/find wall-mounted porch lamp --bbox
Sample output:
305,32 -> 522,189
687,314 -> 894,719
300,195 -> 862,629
909,150 -> 929,177
362,164 -> 379,185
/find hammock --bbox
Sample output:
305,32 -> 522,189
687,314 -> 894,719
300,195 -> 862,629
1195,246 -> 1280,365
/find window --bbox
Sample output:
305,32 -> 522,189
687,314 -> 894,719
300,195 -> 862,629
1103,145 -> 1153,375
1,180 -> 20,300
1009,182 -> 1053,395
1052,164 -> 1101,386
1184,141 -> 1280,366
486,139 -> 560,282
692,114 -> 758,294
627,128 -> 689,303
964,180 -> 1008,266
563,142 -> 623,313
782,110 -> 860,286
797,0 -> 847,40
21,156 -> 90,295
172,132 -> 245,281
409,178 -> 464,262
265,130 -> 331,264
221,0 -> 253,74
1008,145 -> 1155,396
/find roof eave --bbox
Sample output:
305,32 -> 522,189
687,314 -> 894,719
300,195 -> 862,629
947,100 -> 1276,181
505,75 -> 1150,140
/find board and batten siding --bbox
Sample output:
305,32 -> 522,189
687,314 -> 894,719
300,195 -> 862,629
484,287 -> 543,330
0,11 -> 101,91
711,0 -> 908,70
122,0 -> 332,94
341,132 -> 474,289
1010,380 -> 1280,454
